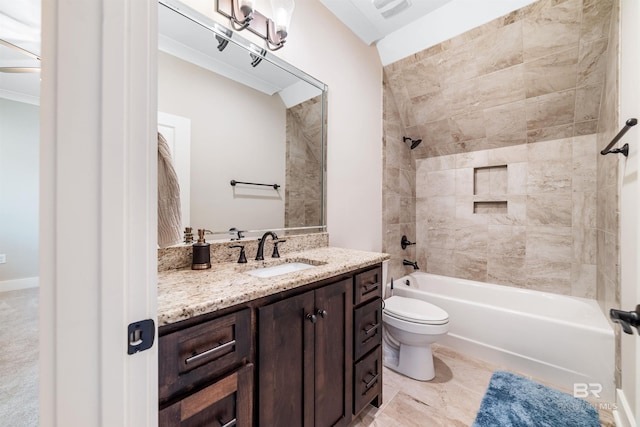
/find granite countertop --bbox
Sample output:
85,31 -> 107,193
158,246 -> 390,326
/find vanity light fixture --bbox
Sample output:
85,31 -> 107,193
216,0 -> 295,51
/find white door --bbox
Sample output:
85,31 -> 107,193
618,1 -> 640,425
40,1 -> 158,425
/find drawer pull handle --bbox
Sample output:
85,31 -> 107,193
362,283 -> 379,294
363,323 -> 379,336
185,339 -> 236,365
363,372 -> 379,390
219,418 -> 237,427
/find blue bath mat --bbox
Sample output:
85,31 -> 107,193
472,371 -> 600,427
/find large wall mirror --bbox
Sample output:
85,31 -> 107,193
158,0 -> 327,243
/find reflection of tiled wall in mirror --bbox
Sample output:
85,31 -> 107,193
285,95 -> 324,231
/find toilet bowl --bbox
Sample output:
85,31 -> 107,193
382,295 -> 449,381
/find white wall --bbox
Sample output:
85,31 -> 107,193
182,0 -> 384,252
0,97 -> 39,283
619,0 -> 640,422
158,51 -> 286,233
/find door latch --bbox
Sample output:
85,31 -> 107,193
610,305 -> 640,335
127,319 -> 155,355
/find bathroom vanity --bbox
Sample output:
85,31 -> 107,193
157,246 -> 388,426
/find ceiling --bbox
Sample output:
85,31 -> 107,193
319,0 -> 453,45
0,0 -> 41,103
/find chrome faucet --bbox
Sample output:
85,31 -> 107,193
255,231 -> 279,261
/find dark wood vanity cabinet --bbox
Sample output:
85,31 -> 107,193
158,263 -> 384,427
352,269 -> 383,415
258,278 -> 353,427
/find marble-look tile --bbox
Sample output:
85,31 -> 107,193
490,166 -> 508,195
423,196 -> 457,228
474,167 -> 491,195
473,21 -> 524,76
525,89 -> 576,131
399,168 -> 416,198
476,65 -> 526,110
454,138 -> 521,155
488,196 -> 527,226
455,168 -> 474,196
456,197 -> 490,226
455,224 -> 489,253
483,100 -> 527,144
427,227 -> 456,250
488,144 -> 528,164
454,252 -> 488,282
411,92 -> 450,125
448,110 -> 486,143
527,137 -> 573,161
383,167 -> 400,193
526,225 -> 573,262
575,85 -> 603,122
572,134 -> 598,192
571,263 -> 597,298
522,0 -> 581,61
573,191 -> 597,228
573,227 -> 597,264
423,170 -> 456,198
488,225 -> 526,257
525,259 -> 572,294
456,150 -> 489,169
574,120 -> 598,135
577,37 -> 609,87
507,162 -> 527,195
487,256 -> 528,287
524,47 -> 578,98
400,197 -> 416,224
580,0 -> 614,43
384,195 -> 401,225
526,123 -> 574,143
425,248 -> 456,277
527,159 -> 572,194
400,56 -> 443,98
417,154 -> 456,172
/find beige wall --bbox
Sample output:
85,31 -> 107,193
384,0 -> 613,159
183,0 -> 384,252
158,51 -> 287,232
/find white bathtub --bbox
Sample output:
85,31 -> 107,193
387,272 -> 615,401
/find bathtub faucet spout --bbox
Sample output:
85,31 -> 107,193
403,259 -> 419,270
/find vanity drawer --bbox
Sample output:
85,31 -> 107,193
353,347 -> 381,415
159,308 -> 251,403
354,267 -> 382,305
353,298 -> 382,361
160,363 -> 253,427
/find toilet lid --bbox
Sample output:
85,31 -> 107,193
384,296 -> 449,325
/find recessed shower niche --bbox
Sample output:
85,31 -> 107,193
473,165 -> 508,214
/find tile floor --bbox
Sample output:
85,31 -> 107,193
350,344 -> 615,427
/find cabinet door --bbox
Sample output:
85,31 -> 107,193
314,279 -> 353,427
258,291 -> 315,427
159,363 -> 253,427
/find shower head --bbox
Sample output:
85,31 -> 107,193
403,136 -> 422,150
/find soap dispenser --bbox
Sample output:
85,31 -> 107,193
192,229 -> 211,270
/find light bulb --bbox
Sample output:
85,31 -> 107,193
270,0 -> 295,36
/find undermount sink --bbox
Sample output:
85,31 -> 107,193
246,262 -> 317,278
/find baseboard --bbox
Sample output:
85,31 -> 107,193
0,277 -> 39,292
614,388 -> 636,427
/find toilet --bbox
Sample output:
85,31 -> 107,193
382,295 -> 449,381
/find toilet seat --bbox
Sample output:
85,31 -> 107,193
384,296 -> 449,325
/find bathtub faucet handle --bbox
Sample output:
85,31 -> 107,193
401,235 -> 416,250
609,305 -> 640,335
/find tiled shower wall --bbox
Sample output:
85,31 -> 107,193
383,0 -> 613,159
595,0 -> 620,386
415,136 -> 598,297
285,96 -> 323,229
381,0 -> 617,296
